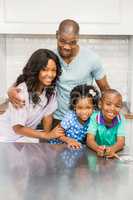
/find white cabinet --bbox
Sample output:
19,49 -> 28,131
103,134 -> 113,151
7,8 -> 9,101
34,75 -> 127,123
0,0 -> 133,35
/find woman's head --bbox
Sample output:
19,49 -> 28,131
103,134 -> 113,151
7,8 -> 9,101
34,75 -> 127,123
100,89 -> 122,122
15,49 -> 61,105
69,84 -> 99,123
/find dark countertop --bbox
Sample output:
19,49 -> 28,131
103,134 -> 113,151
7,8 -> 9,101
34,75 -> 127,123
0,142 -> 133,200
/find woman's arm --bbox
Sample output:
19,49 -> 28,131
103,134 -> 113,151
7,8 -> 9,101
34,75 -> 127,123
13,124 -> 64,140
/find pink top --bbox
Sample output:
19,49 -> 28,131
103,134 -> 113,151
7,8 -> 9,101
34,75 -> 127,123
0,82 -> 57,142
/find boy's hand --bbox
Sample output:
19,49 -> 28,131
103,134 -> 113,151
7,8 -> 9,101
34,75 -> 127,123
67,138 -> 81,149
105,147 -> 115,158
97,146 -> 106,157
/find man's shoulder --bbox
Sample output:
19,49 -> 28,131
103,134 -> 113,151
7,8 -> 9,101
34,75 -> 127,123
79,47 -> 101,63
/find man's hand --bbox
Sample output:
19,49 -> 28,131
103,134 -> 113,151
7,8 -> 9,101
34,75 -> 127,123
8,87 -> 25,108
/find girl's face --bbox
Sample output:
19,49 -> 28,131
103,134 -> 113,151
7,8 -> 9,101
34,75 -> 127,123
75,97 -> 94,123
38,59 -> 57,87
101,93 -> 122,123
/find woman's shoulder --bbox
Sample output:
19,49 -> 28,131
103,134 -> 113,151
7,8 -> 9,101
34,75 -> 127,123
16,82 -> 29,101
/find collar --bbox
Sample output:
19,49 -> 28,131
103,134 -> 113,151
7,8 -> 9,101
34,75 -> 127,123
96,111 -> 121,128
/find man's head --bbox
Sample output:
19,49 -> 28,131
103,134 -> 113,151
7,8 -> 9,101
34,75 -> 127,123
56,19 -> 80,60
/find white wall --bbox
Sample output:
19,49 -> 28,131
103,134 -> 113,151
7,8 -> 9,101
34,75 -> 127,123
0,35 -> 130,105
0,0 -> 133,34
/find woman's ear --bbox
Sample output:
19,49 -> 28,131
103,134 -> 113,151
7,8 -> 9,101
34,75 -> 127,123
56,31 -> 58,39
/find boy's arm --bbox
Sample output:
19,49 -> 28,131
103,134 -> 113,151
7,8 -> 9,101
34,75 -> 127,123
87,134 -> 99,152
106,136 -> 125,158
87,134 -> 105,157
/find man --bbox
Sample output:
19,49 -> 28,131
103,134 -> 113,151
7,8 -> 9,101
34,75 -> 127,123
8,19 -> 110,126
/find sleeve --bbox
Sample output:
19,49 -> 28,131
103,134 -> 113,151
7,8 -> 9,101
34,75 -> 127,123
117,114 -> 126,137
9,83 -> 29,127
43,93 -> 57,116
87,112 -> 98,136
60,112 -> 73,130
91,53 -> 105,80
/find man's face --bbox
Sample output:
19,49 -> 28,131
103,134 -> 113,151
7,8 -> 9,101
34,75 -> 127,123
57,32 -> 79,59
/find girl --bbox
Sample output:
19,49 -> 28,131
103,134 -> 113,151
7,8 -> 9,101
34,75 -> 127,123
49,84 -> 99,148
87,89 -> 126,158
0,49 -> 64,142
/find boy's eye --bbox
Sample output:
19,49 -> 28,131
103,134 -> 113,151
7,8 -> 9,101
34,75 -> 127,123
116,105 -> 121,108
105,102 -> 111,106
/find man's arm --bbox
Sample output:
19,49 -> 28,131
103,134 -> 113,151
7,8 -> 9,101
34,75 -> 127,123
96,75 -> 110,92
8,86 -> 25,108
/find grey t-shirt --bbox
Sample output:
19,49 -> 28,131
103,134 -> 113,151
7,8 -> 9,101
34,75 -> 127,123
54,47 -> 105,120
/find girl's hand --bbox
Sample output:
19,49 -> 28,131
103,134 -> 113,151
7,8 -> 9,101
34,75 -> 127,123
97,146 -> 105,157
67,138 -> 81,149
105,147 -> 115,158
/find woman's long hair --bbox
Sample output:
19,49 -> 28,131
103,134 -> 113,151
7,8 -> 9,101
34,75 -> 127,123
15,49 -> 61,107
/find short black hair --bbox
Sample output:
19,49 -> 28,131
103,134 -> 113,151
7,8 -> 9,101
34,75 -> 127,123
69,84 -> 100,110
58,19 -> 79,36
102,89 -> 122,100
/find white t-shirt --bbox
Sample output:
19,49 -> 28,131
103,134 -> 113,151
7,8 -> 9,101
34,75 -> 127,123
0,82 -> 57,142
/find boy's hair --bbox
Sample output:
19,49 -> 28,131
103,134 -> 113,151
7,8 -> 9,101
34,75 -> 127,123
15,49 -> 62,106
69,84 -> 100,110
101,89 -> 122,100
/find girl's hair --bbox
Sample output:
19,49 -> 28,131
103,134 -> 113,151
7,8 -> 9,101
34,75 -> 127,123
15,49 -> 61,106
69,84 -> 99,110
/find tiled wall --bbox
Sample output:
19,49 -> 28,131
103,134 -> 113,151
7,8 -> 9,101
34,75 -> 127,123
0,35 -> 130,104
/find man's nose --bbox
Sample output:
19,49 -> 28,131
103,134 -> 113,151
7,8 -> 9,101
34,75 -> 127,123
63,43 -> 71,49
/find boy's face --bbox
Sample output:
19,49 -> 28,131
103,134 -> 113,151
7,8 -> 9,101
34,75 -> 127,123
101,93 -> 122,122
75,97 -> 93,123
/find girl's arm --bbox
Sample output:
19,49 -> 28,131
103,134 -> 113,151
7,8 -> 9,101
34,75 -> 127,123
57,124 -> 81,149
13,124 -> 64,140
60,135 -> 81,149
42,114 -> 53,131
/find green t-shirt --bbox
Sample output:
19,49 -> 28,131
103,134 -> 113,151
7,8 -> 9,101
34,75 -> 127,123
87,111 -> 126,146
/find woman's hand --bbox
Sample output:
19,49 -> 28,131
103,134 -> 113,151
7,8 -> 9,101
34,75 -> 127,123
43,124 -> 64,140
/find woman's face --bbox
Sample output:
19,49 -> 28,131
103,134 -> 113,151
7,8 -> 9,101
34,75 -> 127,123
38,59 -> 57,87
